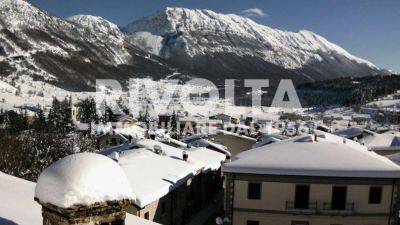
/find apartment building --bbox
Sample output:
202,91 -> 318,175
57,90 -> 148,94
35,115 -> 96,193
222,132 -> 400,225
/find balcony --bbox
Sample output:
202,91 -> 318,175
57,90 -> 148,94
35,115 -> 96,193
285,201 -> 355,215
285,201 -> 318,214
321,202 -> 355,215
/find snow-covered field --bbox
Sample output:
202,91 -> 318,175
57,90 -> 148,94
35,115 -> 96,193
0,77 -> 304,120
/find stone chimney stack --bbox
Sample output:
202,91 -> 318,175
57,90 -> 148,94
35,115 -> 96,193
35,153 -> 135,225
36,199 -> 131,225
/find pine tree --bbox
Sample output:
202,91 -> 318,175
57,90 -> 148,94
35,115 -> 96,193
48,97 -> 71,133
32,106 -> 46,131
77,97 -> 99,123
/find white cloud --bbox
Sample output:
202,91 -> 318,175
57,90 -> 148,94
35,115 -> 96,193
240,8 -> 268,18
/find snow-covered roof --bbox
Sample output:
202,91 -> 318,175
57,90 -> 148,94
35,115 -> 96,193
334,127 -> 400,149
364,133 -> 400,149
134,139 -> 226,171
333,127 -> 365,139
0,172 -> 42,225
35,153 -> 135,208
103,139 -> 225,207
116,148 -> 198,208
252,136 -> 283,149
183,129 -> 257,142
114,125 -> 146,140
0,172 -> 159,225
126,214 -> 162,225
387,153 -> 400,165
187,138 -> 231,156
223,131 -> 400,178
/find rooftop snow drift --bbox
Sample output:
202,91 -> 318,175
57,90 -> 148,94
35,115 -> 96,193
35,153 -> 135,208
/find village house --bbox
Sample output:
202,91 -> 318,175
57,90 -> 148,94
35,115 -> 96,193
209,113 -> 239,124
102,139 -> 226,225
222,131 -> 400,225
93,123 -> 145,149
184,130 -> 257,156
334,127 -> 400,155
112,114 -> 138,126
158,112 -> 173,125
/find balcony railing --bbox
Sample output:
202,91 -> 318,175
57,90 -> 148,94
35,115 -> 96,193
285,201 -> 355,215
285,201 -> 318,213
321,202 -> 355,215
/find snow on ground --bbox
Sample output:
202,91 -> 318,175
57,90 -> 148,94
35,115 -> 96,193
0,75 -> 94,114
35,153 -> 135,208
0,77 -> 299,125
367,99 -> 400,108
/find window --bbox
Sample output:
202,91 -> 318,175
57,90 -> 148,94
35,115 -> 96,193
331,186 -> 347,210
161,201 -> 166,214
295,185 -> 310,209
144,212 -> 149,220
247,182 -> 261,200
247,220 -> 259,225
369,186 -> 383,204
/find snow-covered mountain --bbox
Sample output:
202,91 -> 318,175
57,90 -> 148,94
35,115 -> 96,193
0,0 -> 175,91
0,1 -> 384,92
123,7 -> 381,83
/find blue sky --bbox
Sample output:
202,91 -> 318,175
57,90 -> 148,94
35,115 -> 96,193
30,0 -> 400,72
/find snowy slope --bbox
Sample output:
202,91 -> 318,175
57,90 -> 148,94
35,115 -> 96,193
124,8 -> 381,82
67,15 -> 123,38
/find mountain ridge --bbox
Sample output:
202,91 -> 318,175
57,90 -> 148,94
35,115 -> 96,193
122,7 -> 380,83
0,1 -> 383,92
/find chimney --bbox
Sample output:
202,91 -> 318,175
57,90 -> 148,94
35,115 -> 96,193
110,152 -> 119,162
224,154 -> 231,163
35,153 -> 133,225
183,151 -> 189,161
154,145 -> 163,155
